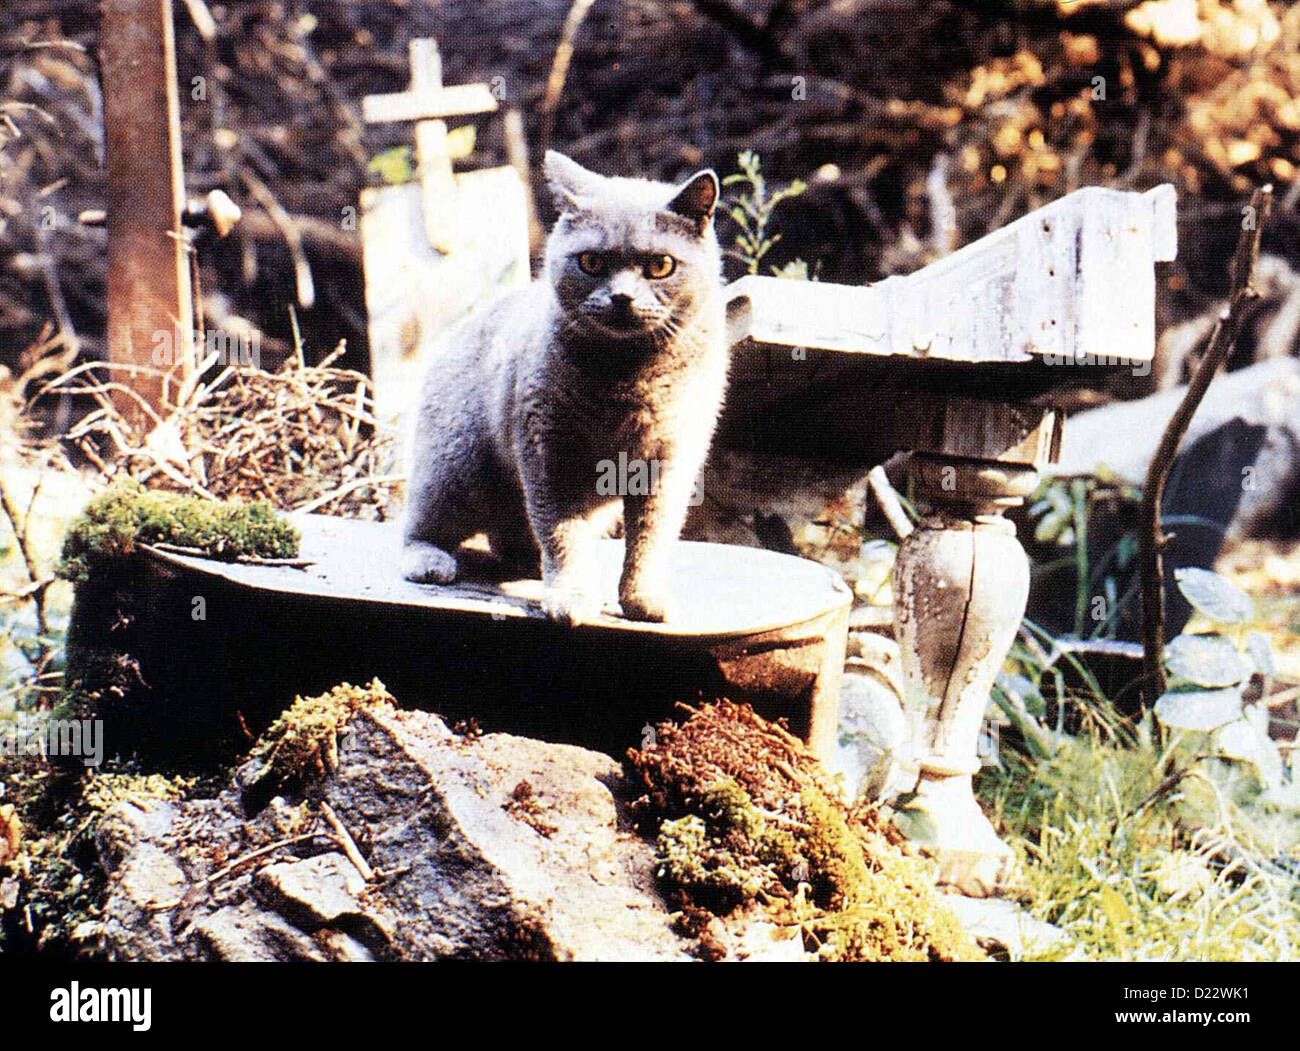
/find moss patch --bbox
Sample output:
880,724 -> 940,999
58,480 -> 299,584
51,482 -> 301,761
0,754 -> 199,955
244,679 -> 394,803
627,700 -> 982,961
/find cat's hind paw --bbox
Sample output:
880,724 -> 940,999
402,541 -> 459,584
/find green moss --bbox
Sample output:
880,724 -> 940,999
248,679 -> 394,792
0,751 -> 202,955
630,700 -> 983,961
57,480 -> 299,584
657,813 -> 768,903
81,771 -> 195,813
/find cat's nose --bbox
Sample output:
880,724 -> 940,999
610,293 -> 635,317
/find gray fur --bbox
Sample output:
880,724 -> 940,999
402,151 -> 729,625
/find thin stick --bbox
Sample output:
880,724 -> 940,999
0,476 -> 49,639
144,542 -> 316,568
200,833 -> 326,887
242,169 -> 315,309
867,465 -> 914,540
294,473 -> 405,514
1139,185 -> 1272,703
319,800 -> 375,881
538,0 -> 597,156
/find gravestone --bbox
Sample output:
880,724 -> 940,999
360,39 -> 531,434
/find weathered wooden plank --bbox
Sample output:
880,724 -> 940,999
726,184 -> 1176,367
361,83 -> 499,124
100,0 -> 194,428
717,375 -> 1063,467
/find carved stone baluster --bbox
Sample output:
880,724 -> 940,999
891,429 -> 1053,896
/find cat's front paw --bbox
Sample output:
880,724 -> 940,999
619,585 -> 671,623
542,585 -> 600,627
402,541 -> 458,584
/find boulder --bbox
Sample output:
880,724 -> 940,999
1051,358 -> 1300,539
86,707 -> 705,961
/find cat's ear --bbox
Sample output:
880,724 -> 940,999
544,150 -> 602,214
667,171 -> 719,228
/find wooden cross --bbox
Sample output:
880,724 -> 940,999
362,39 -> 499,253
359,39 -> 531,434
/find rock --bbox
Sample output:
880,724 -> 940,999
191,902 -> 330,962
91,708 -> 697,961
92,798 -> 191,962
315,927 -> 379,963
252,853 -> 365,927
325,708 -> 692,961
939,894 -> 1070,961
727,921 -> 809,962
1051,358 -> 1300,538
833,631 -> 911,802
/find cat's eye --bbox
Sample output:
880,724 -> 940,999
577,251 -> 606,276
644,255 -> 677,279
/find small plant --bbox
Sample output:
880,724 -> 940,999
1153,567 -> 1294,803
722,150 -> 808,276
1028,474 -> 1143,639
628,700 -> 981,961
983,729 -> 1300,961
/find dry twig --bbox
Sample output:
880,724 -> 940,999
1139,185 -> 1273,702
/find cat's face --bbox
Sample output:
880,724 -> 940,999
543,151 -> 721,344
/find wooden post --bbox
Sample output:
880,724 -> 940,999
100,0 -> 194,431
406,39 -> 454,253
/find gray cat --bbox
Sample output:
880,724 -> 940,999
401,151 -> 729,625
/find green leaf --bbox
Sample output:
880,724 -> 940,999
1216,712 -> 1286,791
1033,509 -> 1069,544
445,124 -> 476,160
997,672 -> 1046,717
891,806 -> 939,846
1163,633 -> 1249,688
1173,567 -> 1252,626
1099,885 -> 1133,929
1215,718 -> 1263,763
1154,686 -> 1244,732
367,146 -> 415,186
1246,631 -> 1276,677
